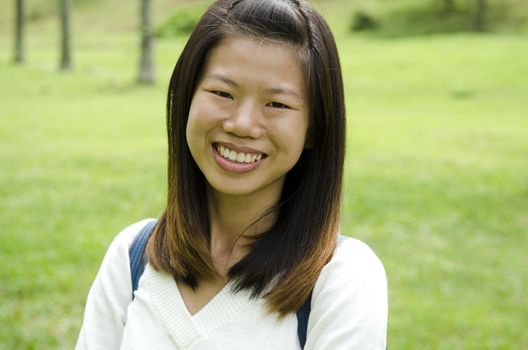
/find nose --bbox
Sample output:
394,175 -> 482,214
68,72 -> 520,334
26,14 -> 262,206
223,101 -> 264,139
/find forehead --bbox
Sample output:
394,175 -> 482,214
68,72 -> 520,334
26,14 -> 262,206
200,35 -> 306,90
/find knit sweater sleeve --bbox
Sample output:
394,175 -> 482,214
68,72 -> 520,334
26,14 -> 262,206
75,219 -> 152,350
305,238 -> 388,350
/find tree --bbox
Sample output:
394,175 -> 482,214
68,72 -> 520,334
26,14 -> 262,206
59,0 -> 73,70
474,0 -> 487,32
138,0 -> 154,84
14,0 -> 25,63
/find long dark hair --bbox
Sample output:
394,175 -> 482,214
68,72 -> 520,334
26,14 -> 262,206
147,0 -> 345,317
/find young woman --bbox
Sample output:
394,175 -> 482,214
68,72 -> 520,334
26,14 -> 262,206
76,0 -> 387,349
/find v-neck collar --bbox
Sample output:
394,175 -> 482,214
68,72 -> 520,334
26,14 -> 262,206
144,264 -> 252,347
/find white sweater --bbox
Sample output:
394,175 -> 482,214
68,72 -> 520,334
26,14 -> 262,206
76,219 -> 388,349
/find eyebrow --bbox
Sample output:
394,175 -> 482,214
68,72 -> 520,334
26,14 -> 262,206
204,73 -> 303,100
265,86 -> 302,100
204,74 -> 239,88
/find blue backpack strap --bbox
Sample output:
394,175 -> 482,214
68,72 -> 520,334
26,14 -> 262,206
296,292 -> 312,349
129,220 -> 157,299
296,234 -> 349,348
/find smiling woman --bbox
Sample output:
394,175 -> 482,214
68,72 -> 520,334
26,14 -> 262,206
75,1 -> 387,349
187,36 -> 309,197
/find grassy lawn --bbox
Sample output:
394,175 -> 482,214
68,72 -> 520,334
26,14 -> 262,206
1,1 -> 527,349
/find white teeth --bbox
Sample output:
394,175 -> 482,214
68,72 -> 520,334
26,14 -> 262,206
216,144 -> 263,164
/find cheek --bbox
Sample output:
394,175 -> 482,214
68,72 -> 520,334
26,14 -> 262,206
186,112 -> 206,168
186,96 -> 207,138
186,96 -> 225,153
186,97 -> 206,151
185,106 -> 197,146
269,119 -> 308,159
285,114 -> 310,143
188,95 -> 223,128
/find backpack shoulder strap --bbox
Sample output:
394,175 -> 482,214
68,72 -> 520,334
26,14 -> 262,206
129,219 -> 157,299
296,292 -> 312,349
296,234 -> 349,349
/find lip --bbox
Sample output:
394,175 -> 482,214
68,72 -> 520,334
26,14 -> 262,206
212,144 -> 264,173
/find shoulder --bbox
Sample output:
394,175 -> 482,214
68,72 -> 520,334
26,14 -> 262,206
89,218 -> 157,282
306,236 -> 387,349
104,218 -> 157,257
92,218 -> 157,281
111,218 -> 156,248
75,219 -> 157,348
314,236 -> 387,301
328,237 -> 385,281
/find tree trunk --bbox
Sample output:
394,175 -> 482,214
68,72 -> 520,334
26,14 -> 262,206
474,0 -> 486,32
138,0 -> 154,84
59,0 -> 73,70
14,0 -> 25,63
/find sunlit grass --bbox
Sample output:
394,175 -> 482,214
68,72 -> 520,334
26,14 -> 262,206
338,34 -> 527,349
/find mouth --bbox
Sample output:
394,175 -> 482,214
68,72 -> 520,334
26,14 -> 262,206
214,143 -> 267,164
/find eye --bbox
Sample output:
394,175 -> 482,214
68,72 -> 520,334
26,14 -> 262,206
266,101 -> 290,109
210,90 -> 233,99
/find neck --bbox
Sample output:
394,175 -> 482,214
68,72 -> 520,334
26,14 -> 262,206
206,185 -> 281,274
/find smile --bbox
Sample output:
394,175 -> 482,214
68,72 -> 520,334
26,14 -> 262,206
216,144 -> 264,164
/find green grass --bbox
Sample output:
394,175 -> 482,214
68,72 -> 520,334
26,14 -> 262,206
338,34 -> 528,349
1,1 -> 527,349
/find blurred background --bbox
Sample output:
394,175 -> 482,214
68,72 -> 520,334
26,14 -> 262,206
1,0 -> 527,348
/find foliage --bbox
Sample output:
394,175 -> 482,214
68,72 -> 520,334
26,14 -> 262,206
22,0 -> 103,22
351,10 -> 379,32
155,5 -> 206,38
346,0 -> 528,36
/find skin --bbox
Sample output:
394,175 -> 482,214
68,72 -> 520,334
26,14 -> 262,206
183,35 -> 310,315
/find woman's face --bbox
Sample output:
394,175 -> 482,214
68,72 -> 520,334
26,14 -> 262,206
186,35 -> 309,201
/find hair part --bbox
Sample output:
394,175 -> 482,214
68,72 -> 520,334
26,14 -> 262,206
147,0 -> 346,317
